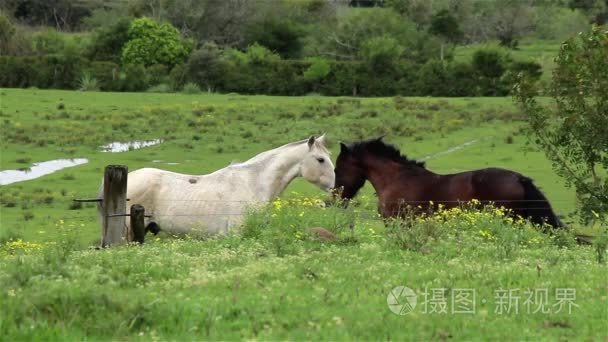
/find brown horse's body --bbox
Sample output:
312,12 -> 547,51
334,138 -> 564,228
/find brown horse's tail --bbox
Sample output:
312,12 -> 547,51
519,176 -> 596,244
519,176 -> 564,229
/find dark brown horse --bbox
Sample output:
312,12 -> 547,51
333,138 -> 565,228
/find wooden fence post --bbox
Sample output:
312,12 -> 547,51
131,204 -> 146,244
101,165 -> 128,247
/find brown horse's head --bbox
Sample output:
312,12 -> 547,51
333,142 -> 366,200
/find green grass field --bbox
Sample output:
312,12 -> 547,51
0,89 -> 606,340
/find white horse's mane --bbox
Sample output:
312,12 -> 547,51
228,137 -> 329,169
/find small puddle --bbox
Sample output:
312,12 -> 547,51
152,160 -> 180,165
101,139 -> 162,153
0,158 -> 89,185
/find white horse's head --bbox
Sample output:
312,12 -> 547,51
300,135 -> 335,191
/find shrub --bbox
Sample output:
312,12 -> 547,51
181,82 -> 201,94
320,61 -> 361,96
415,60 -> 450,96
86,61 -> 121,91
121,17 -> 191,67
447,62 -> 478,96
120,64 -> 148,92
303,57 -> 331,83
30,29 -> 66,55
77,74 -> 99,91
168,64 -> 187,91
186,43 -> 226,92
502,60 -> 543,92
361,36 -> 404,72
147,84 -> 172,93
472,49 -> 509,96
147,64 -> 169,87
267,60 -> 308,95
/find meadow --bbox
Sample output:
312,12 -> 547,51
0,89 -> 606,340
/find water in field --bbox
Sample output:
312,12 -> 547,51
152,160 -> 180,165
0,158 -> 89,185
101,139 -> 163,153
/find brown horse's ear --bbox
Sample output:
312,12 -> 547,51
307,136 -> 315,150
376,135 -> 385,142
339,142 -> 349,153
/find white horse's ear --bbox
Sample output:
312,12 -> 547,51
307,136 -> 315,150
317,133 -> 327,146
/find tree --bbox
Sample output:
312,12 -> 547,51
245,17 -> 303,59
568,0 -> 608,23
361,36 -> 403,71
126,0 -> 253,46
320,8 -> 438,63
487,0 -> 535,48
429,9 -> 462,60
515,26 -> 608,222
3,0 -> 119,31
86,17 -> 131,63
385,0 -> 433,28
429,9 -> 462,43
121,17 -> 191,67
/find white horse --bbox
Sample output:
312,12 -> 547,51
99,135 -> 334,237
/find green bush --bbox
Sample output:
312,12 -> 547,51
267,60 -> 309,95
320,61 -> 361,96
147,83 -> 172,93
472,50 -> 509,96
147,64 -> 169,87
168,64 -> 187,91
0,48 -> 540,97
86,62 -> 121,91
77,74 -> 99,91
121,17 -> 191,67
415,60 -> 450,96
120,64 -> 148,92
0,54 -> 84,89
181,82 -> 201,94
447,62 -> 478,96
0,56 -> 36,87
30,29 -> 66,55
186,43 -> 226,92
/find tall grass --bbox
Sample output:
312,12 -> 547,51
0,197 -> 603,340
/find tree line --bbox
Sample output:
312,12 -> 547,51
0,0 -> 605,95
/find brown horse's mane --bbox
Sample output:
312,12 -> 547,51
349,139 -> 426,168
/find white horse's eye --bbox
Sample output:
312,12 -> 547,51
317,158 -> 325,163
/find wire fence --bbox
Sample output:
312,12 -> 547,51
62,196 -> 573,221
